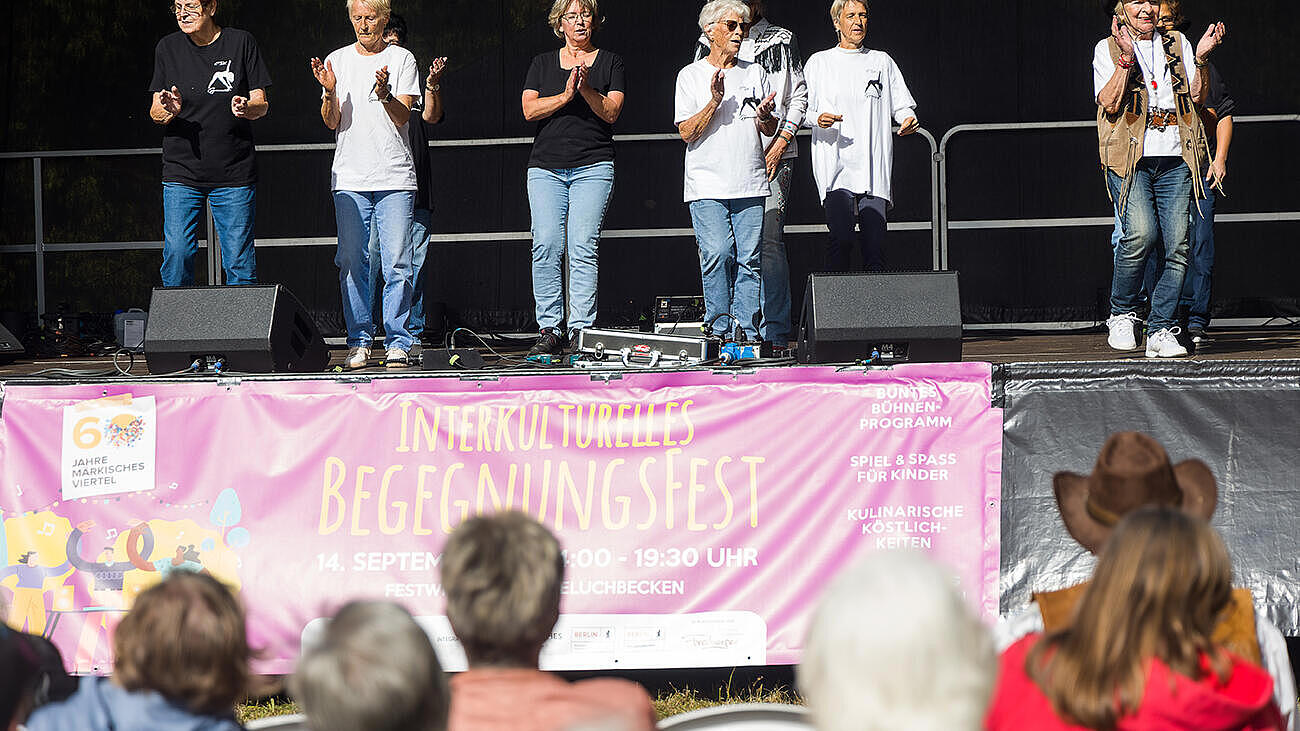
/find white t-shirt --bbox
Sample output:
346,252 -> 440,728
804,46 -> 916,205
673,59 -> 771,202
1092,33 -> 1196,158
325,42 -> 421,192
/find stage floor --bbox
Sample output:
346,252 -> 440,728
2,327 -> 1299,380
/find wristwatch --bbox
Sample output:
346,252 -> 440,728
426,83 -> 441,93
379,88 -> 393,103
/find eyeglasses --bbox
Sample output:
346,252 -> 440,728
716,19 -> 752,34
561,11 -> 594,23
172,2 -> 205,17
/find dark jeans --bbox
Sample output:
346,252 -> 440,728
1106,157 -> 1191,332
824,189 -> 887,272
1143,186 -> 1216,329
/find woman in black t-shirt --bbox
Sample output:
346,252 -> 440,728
521,0 -> 626,359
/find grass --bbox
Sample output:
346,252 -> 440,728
236,678 -> 802,724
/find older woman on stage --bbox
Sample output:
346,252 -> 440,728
521,0 -> 626,360
675,0 -> 778,341
805,0 -> 918,272
310,0 -> 421,369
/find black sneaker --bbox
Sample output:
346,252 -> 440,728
1188,327 -> 1211,345
527,328 -> 566,358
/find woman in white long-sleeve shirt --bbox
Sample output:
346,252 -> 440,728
805,0 -> 918,272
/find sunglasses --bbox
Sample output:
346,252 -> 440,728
716,19 -> 752,34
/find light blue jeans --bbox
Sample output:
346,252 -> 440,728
370,207 -> 431,339
1106,157 -> 1191,333
161,183 -> 257,286
333,190 -> 415,351
760,158 -> 794,344
526,161 -> 615,337
689,197 -> 765,340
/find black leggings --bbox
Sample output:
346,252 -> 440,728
824,189 -> 888,272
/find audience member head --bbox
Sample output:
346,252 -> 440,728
382,11 -> 407,46
1028,506 -> 1234,729
113,571 -> 251,715
800,550 -> 996,731
1157,0 -> 1189,32
1053,431 -> 1216,554
292,601 -> 449,731
441,511 -> 563,668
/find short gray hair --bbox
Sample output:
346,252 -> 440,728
830,0 -> 869,26
347,0 -> 390,16
291,601 -> 449,731
698,0 -> 751,32
441,512 -> 564,667
799,551 -> 995,731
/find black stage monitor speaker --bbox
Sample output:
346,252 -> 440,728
144,285 -> 329,373
797,271 -> 962,364
0,323 -> 24,361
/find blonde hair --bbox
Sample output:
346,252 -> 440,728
1027,507 -> 1234,729
548,0 -> 602,38
698,0 -> 750,32
347,0 -> 390,17
831,0 -> 868,26
441,512 -> 564,667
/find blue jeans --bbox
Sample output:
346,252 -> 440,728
370,207 -> 431,339
161,183 -> 257,286
1140,187 -> 1216,329
526,162 -> 615,337
689,197 -> 765,340
333,190 -> 415,351
1106,157 -> 1191,332
760,158 -> 794,343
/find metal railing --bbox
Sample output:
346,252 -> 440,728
936,114 -> 1300,272
0,128 -> 940,317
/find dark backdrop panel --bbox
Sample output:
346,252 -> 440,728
1,1 -> 1296,326
998,360 -> 1300,634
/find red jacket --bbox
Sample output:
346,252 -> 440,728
986,634 -> 1285,731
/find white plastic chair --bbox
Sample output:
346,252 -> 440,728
245,713 -> 310,730
657,703 -> 811,730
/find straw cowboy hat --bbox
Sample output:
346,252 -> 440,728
1053,431 -> 1217,553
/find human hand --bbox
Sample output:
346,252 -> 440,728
310,57 -> 336,94
1196,21 -> 1227,62
373,65 -> 391,99
755,91 -> 777,121
576,64 -> 592,93
1111,15 -> 1136,59
426,56 -> 447,88
817,112 -> 843,129
897,116 -> 919,136
564,66 -> 580,101
710,69 -> 726,104
765,136 -> 788,180
1206,157 -> 1227,191
231,95 -> 249,117
160,86 -> 183,115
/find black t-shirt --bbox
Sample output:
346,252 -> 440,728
523,50 -> 625,169
149,28 -> 272,187
1202,62 -> 1235,155
405,99 -> 442,211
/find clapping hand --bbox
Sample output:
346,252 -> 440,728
576,63 -> 592,94
755,91 -> 777,121
897,116 -> 919,136
310,57 -> 337,94
709,69 -> 726,104
564,66 -> 580,101
231,95 -> 249,117
817,112 -> 843,128
1196,21 -> 1227,61
160,85 -> 183,115
373,65 -> 392,100
426,56 -> 448,88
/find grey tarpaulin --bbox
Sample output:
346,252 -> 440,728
997,359 -> 1300,635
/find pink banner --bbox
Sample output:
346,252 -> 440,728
0,363 -> 1001,674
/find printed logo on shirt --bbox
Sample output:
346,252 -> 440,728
207,60 -> 235,94
865,76 -> 883,99
739,90 -> 761,119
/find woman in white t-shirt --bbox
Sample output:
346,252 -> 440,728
674,0 -> 778,342
310,0 -> 421,370
805,0 -> 918,272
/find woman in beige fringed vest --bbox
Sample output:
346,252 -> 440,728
1093,0 -> 1224,358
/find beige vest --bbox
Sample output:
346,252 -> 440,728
1097,32 -> 1209,205
1034,582 -> 1262,666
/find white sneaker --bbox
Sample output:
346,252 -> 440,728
345,346 -> 371,370
385,347 -> 410,368
1145,328 -> 1189,358
1106,312 -> 1142,350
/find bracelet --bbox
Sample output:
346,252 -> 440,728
1194,56 -> 1209,68
426,83 -> 441,92
1117,55 -> 1135,69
